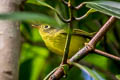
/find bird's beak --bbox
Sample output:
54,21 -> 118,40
32,24 -> 41,29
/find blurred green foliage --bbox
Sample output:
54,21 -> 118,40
19,0 -> 120,80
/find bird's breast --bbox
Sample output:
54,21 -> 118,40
43,34 -> 87,58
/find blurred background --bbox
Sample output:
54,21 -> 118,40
19,0 -> 120,80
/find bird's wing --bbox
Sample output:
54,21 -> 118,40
59,29 -> 96,39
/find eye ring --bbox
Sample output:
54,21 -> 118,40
44,25 -> 50,29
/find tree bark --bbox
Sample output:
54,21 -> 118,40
0,0 -> 22,80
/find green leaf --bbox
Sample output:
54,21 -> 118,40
27,0 -> 59,14
116,74 -> 120,80
0,12 -> 59,26
70,62 -> 100,80
85,9 -> 97,16
26,0 -> 37,4
85,1 -> 120,19
84,54 -> 109,70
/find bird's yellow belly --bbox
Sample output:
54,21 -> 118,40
44,34 -> 87,58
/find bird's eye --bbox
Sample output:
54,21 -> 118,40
44,25 -> 50,29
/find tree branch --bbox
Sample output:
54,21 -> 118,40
70,16 -> 116,62
89,16 -> 117,46
94,49 -> 120,61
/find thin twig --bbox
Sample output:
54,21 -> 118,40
75,8 -> 96,21
94,49 -> 120,61
57,2 -> 87,22
75,13 -> 88,21
61,27 -> 72,64
56,13 -> 71,23
62,0 -> 75,9
62,1 -> 86,10
74,2 -> 85,10
55,0 -> 71,23
62,0 -> 68,5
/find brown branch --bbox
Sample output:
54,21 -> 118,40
70,17 -> 117,62
74,2 -> 85,10
89,16 -> 116,46
48,16 -> 117,80
49,67 -> 64,80
62,0 -> 68,5
94,49 -> 120,61
62,1 -> 85,10
62,0 -> 75,9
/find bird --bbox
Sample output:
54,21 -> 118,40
33,24 -> 95,58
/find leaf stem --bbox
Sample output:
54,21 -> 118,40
75,9 -> 96,21
61,0 -> 73,64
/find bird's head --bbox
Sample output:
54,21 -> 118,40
32,24 -> 59,36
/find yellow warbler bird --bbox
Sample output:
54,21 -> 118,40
33,24 -> 94,58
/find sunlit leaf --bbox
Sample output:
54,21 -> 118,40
85,1 -> 120,19
85,8 -> 97,16
116,74 -> 120,80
